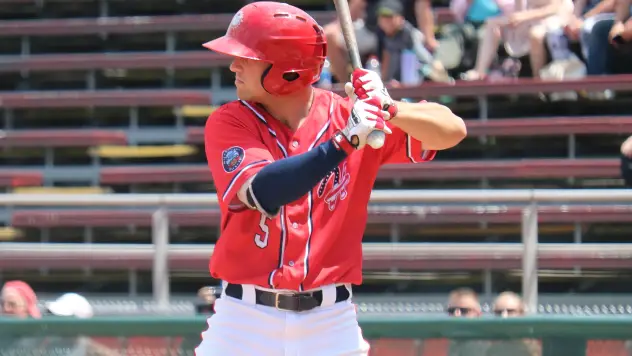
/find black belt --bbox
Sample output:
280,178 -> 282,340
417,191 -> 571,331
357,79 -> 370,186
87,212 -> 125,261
224,283 -> 350,312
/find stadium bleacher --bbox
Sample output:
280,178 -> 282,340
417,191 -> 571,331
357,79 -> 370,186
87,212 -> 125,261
0,0 -> 631,318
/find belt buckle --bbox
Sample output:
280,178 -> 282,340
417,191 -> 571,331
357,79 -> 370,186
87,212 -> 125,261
274,292 -> 293,311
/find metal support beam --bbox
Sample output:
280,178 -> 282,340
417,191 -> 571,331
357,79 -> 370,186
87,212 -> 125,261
152,207 -> 170,311
522,202 -> 538,314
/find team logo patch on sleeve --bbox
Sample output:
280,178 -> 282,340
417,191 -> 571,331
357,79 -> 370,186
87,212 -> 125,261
222,146 -> 245,173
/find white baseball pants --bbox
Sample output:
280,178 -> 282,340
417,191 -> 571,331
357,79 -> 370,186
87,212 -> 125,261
195,284 -> 370,356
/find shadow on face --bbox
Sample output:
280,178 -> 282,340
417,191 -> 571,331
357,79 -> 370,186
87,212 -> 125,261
229,57 -> 271,101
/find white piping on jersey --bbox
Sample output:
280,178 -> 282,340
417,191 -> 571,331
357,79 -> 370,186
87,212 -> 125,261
222,159 -> 269,203
406,133 -> 432,163
240,100 -> 289,158
239,99 -> 288,289
299,92 -> 335,291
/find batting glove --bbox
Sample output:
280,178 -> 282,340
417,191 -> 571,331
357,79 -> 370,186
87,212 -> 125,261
333,95 -> 392,152
344,68 -> 398,120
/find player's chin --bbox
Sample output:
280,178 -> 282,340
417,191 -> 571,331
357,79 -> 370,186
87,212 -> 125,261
235,88 -> 254,101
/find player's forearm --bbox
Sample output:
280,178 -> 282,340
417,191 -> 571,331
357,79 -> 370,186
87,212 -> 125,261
389,101 -> 467,150
246,140 -> 347,216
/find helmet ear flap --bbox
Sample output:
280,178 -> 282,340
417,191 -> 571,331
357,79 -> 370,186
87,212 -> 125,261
260,64 -> 273,94
261,63 -> 308,95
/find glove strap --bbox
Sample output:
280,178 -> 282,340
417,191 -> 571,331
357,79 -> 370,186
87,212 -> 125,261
332,130 -> 355,155
384,102 -> 398,120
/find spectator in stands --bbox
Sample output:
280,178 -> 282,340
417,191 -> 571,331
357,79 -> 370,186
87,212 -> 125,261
45,292 -> 94,318
43,293 -> 95,355
195,286 -> 217,315
446,288 -> 490,356
487,292 -> 541,356
324,0 -> 437,82
437,0 -> 515,74
375,0 -> 452,84
0,280 -> 40,319
621,135 -> 632,187
461,0 -> 574,80
584,0 -> 632,78
491,291 -> 525,317
561,0 -> 616,60
446,287 -> 482,317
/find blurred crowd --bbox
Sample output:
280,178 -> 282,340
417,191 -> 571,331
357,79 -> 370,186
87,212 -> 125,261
322,0 -> 632,98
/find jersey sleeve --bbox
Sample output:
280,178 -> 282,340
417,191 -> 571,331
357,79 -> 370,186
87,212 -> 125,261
379,122 -> 437,165
205,107 -> 273,211
334,97 -> 436,165
380,101 -> 437,165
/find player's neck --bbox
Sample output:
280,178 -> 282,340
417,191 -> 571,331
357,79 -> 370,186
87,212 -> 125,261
259,87 -> 314,132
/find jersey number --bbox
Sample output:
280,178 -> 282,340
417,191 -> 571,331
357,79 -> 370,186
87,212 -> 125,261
254,214 -> 270,249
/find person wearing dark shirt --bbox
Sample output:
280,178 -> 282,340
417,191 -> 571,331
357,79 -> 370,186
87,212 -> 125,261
376,0 -> 452,83
324,0 -> 437,82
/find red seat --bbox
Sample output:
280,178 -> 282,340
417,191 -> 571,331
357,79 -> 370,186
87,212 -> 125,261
0,10 -> 453,38
188,116 -> 632,143
421,338 -> 449,356
466,116 -> 632,136
378,158 -> 619,180
0,129 -> 128,148
0,52 -> 230,73
10,205 -> 632,228
587,340 -> 628,356
100,165 -> 211,184
0,90 -> 209,109
98,158 -> 619,184
369,338 -> 421,356
0,171 -> 43,187
11,210 -> 221,227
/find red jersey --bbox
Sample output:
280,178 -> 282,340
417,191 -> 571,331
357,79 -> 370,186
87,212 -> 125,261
204,89 -> 435,291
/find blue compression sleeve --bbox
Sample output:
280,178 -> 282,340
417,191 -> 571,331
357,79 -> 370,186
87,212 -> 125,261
250,139 -> 347,215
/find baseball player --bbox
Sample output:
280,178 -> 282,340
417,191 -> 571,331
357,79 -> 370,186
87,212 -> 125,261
197,2 -> 466,355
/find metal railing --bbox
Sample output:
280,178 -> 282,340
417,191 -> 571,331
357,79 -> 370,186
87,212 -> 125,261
2,315 -> 632,356
2,189 -> 632,313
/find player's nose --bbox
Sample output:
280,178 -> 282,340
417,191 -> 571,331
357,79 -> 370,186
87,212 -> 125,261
229,58 -> 243,73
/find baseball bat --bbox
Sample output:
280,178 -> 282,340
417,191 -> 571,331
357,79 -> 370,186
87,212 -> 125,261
332,0 -> 386,149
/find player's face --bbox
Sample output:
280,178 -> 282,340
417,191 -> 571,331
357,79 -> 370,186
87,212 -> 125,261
230,57 -> 270,100
1,288 -> 28,318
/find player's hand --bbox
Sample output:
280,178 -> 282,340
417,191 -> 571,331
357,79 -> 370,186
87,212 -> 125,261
344,68 -> 398,120
340,95 -> 392,150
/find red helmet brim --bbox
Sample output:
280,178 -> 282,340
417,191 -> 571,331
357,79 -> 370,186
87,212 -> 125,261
203,35 -> 267,62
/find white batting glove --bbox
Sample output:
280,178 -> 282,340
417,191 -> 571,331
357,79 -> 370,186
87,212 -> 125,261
334,95 -> 392,151
344,68 -> 398,120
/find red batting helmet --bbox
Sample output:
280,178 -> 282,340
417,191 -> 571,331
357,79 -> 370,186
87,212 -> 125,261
203,2 -> 327,96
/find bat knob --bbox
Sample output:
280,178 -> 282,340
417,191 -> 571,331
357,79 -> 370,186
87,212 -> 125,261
367,130 -> 386,149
